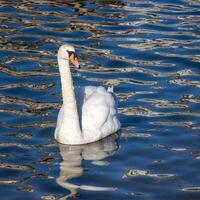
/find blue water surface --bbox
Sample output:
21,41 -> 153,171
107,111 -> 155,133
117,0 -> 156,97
0,0 -> 200,199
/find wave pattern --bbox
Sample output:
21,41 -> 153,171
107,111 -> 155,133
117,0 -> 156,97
0,0 -> 200,199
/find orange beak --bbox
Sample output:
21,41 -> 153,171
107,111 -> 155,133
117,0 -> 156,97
69,53 -> 80,68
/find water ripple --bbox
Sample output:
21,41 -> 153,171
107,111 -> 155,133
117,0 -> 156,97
0,0 -> 200,199
123,168 -> 175,179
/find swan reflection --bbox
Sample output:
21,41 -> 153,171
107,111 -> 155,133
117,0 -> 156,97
56,133 -> 119,199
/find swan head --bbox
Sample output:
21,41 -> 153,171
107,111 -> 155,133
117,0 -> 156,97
58,44 -> 79,68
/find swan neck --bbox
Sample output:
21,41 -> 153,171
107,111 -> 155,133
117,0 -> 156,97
57,56 -> 82,141
58,57 -> 74,106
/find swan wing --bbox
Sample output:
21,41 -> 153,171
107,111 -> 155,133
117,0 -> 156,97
76,86 -> 120,140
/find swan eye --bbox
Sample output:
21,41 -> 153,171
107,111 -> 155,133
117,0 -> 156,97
67,50 -> 79,68
67,51 -> 78,59
67,50 -> 72,56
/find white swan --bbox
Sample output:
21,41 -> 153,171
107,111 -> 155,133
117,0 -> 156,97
55,44 -> 121,144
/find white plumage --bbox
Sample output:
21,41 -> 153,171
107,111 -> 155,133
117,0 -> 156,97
54,44 -> 121,144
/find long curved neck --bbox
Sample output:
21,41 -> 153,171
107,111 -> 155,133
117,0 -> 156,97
58,56 -> 82,141
58,57 -> 75,106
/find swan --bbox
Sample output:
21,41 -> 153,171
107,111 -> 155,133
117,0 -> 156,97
55,44 -> 121,144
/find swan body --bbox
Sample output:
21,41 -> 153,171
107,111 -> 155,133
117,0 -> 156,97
55,44 -> 121,144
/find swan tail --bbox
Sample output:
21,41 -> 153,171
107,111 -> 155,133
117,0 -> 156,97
107,86 -> 114,93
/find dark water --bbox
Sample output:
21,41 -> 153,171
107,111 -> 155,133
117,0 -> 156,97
0,0 -> 200,199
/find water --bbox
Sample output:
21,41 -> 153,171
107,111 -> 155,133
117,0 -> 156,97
0,0 -> 200,199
